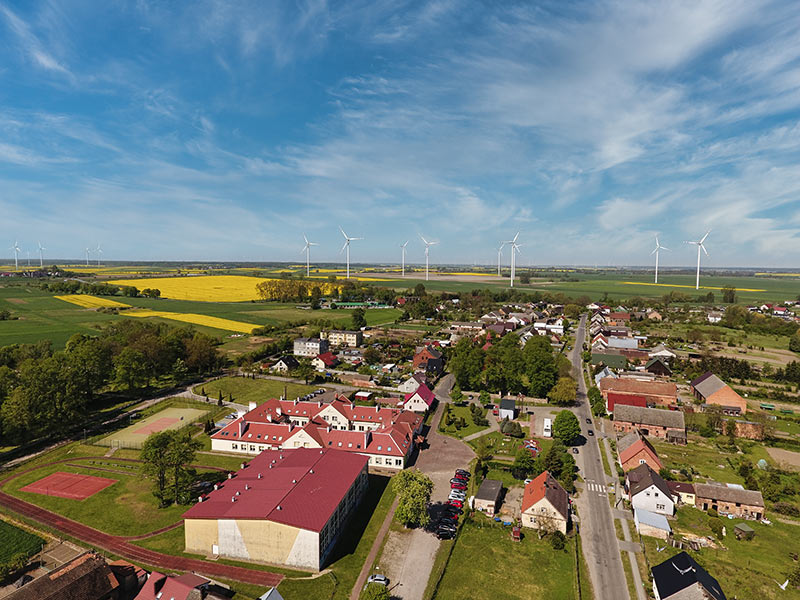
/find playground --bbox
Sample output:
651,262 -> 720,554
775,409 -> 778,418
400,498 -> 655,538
98,406 -> 208,448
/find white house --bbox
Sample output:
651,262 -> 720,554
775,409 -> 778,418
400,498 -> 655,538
398,373 -> 428,394
403,383 -> 435,413
271,356 -> 299,373
520,471 -> 569,534
627,464 -> 674,516
293,337 -> 329,357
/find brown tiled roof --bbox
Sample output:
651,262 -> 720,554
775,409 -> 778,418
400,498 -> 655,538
614,405 -> 685,429
8,552 -> 119,600
693,483 -> 764,507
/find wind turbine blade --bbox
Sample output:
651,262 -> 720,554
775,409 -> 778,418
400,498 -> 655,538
419,234 -> 428,245
352,237 -> 363,241
303,234 -> 309,244
651,248 -> 658,255
310,242 -> 319,246
513,231 -> 520,243
701,245 -> 709,257
661,246 -> 671,251
339,226 -> 348,239
340,241 -> 348,254
700,230 -> 711,244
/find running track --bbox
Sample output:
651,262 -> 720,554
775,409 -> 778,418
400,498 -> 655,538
0,457 -> 283,588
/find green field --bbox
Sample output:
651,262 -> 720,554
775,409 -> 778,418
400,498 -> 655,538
98,406 -> 208,448
0,520 -> 44,564
651,438 -> 774,484
193,376 -> 325,405
433,517 -> 578,600
438,404 -> 490,439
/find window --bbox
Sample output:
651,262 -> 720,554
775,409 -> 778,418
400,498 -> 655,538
375,457 -> 382,464
232,444 -> 238,449
656,504 -> 665,510
639,459 -> 646,464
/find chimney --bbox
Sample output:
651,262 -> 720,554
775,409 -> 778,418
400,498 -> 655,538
244,484 -> 249,490
376,404 -> 380,412
327,426 -> 331,433
258,473 -> 262,479
276,505 -> 282,510
227,472 -> 233,480
197,496 -> 204,503
294,398 -> 298,405
235,491 -> 240,496
309,469 -> 314,474
276,407 -> 282,416
231,496 -> 236,503
292,479 -> 297,484
213,484 -> 219,490
240,463 -> 246,469
249,401 -> 257,411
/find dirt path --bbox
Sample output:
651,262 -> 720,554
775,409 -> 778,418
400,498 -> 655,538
766,447 -> 800,471
349,495 -> 401,600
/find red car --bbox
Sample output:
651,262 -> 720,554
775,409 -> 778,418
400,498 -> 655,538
448,499 -> 463,508
452,473 -> 468,481
451,483 -> 467,490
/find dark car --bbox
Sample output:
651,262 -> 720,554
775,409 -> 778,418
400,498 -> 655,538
585,417 -> 591,424
448,499 -> 463,508
450,477 -> 467,484
443,507 -> 463,515
572,447 -> 579,454
437,530 -> 455,540
455,469 -> 470,476
587,430 -> 594,436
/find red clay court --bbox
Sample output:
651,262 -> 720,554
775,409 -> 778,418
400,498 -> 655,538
134,417 -> 180,435
20,472 -> 117,500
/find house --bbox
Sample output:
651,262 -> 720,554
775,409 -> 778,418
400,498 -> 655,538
498,398 -> 516,420
403,383 -> 435,413
520,471 -> 569,534
133,572 -> 209,600
646,310 -> 663,321
591,353 -> 627,371
626,464 -> 674,516
600,377 -> 678,407
606,391 -> 647,414
707,311 -> 723,323
594,366 -> 617,388
690,372 -> 747,414
667,481 -> 696,507
258,589 -> 286,600
474,479 -> 503,516
647,344 -> 676,360
606,336 -> 638,350
693,483 -> 764,520
184,448 -> 368,570
322,330 -> 363,348
617,432 -> 663,473
354,391 -> 374,403
413,345 -> 443,375
651,551 -> 727,600
7,551 -> 120,600
339,372 -> 377,388
271,356 -> 299,373
633,508 -> 671,540
293,337 -> 329,357
613,405 -> 685,441
312,352 -> 339,371
398,372 -> 429,394
645,357 -> 672,377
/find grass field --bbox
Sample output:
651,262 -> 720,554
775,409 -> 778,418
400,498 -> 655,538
643,508 -> 800,600
0,520 -> 44,564
193,376 -> 326,405
434,517 -> 578,600
438,404 -> 490,439
98,406 -> 208,448
651,437 -> 774,484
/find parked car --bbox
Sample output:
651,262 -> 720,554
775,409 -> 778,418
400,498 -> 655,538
455,469 -> 470,477
572,447 -> 579,454
451,483 -> 467,491
443,506 -> 462,515
450,477 -> 467,484
452,473 -> 468,480
448,499 -> 463,508
585,417 -> 591,424
449,492 -> 466,501
437,530 -> 455,540
367,574 -> 389,586
587,430 -> 594,436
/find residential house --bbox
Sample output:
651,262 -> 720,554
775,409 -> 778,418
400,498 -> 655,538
449,321 -> 485,335
474,479 -> 503,516
626,464 -> 674,516
606,312 -> 631,326
520,471 -> 569,534
666,481 -> 696,507
322,330 -> 363,348
339,372 -> 377,388
271,356 -> 299,373
646,310 -> 663,321
607,336 -> 638,350
591,353 -> 627,371
612,405 -> 686,441
134,572 -> 209,600
184,448 -> 368,571
693,483 -> 764,520
651,552 -> 727,600
645,357 -> 672,377
633,508 -> 671,540
7,551 -> 121,600
413,345 -> 444,375
617,431 -> 663,472
707,311 -> 723,323
498,398 -> 516,420
594,366 -> 617,388
600,377 -> 678,408
398,372 -> 429,394
647,344 -> 676,360
312,352 -> 339,371
293,337 -> 329,357
403,383 -> 435,413
690,372 -> 748,415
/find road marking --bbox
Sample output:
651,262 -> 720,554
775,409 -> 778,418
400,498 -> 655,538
586,482 -> 608,493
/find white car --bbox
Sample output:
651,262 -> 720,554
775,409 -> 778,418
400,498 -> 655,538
366,574 -> 389,586
449,491 -> 466,501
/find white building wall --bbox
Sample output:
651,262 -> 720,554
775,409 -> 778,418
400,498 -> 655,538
631,484 -> 674,515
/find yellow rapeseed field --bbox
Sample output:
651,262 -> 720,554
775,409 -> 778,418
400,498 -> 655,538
55,295 -> 133,308
107,275 -> 266,302
126,309 -> 258,333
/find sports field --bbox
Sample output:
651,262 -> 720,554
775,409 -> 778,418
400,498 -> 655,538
20,471 -> 117,500
98,407 -> 208,448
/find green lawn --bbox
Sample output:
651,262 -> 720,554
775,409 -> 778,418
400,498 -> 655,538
434,517 -> 579,600
468,431 -> 551,459
0,520 -> 44,563
643,507 -> 800,600
193,376 -> 325,405
439,404 -> 490,439
651,438 -> 774,484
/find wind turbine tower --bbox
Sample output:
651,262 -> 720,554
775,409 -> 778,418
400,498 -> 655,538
301,234 -> 319,277
85,246 -> 91,266
685,231 -> 710,290
400,241 -> 409,277
339,227 -> 363,279
96,244 -> 103,266
11,241 -> 21,271
651,236 -> 670,284
419,234 -> 439,281
497,242 -> 505,277
504,232 -> 522,287
38,242 -> 45,268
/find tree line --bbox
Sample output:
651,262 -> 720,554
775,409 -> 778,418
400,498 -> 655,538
0,320 -> 223,444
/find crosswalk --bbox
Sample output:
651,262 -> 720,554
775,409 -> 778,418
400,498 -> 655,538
586,481 -> 609,494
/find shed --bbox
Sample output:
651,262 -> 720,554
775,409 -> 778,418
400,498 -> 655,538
734,523 -> 754,540
474,479 -> 503,516
633,508 -> 672,540
498,399 -> 516,421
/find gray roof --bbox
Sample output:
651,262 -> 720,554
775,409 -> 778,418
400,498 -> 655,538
693,483 -> 764,507
690,372 -> 726,399
628,464 -> 671,498
635,508 -> 671,532
614,405 -> 685,429
617,431 -> 642,454
475,479 -> 503,502
499,399 -> 516,411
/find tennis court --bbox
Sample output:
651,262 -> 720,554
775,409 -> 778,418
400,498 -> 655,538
20,472 -> 117,500
98,406 -> 208,448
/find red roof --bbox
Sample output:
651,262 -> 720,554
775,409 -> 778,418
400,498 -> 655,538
183,448 -> 368,532
316,352 -> 338,367
521,471 -> 569,519
619,438 -> 662,470
404,383 -> 435,407
606,391 -> 647,412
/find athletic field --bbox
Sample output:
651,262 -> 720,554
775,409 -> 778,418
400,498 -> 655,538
20,472 -> 117,500
99,407 -> 208,448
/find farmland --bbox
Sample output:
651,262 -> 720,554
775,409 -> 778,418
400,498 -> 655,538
0,520 -> 44,564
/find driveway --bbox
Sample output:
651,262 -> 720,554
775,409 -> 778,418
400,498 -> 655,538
378,374 -> 475,600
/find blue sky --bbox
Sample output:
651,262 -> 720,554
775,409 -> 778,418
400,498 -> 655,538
1,1 -> 800,267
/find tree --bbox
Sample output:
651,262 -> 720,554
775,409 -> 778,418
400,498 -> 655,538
352,307 -> 367,330
479,390 -> 491,405
361,583 -> 391,600
550,530 -> 566,550
722,286 -> 736,304
141,431 -> 174,505
519,272 -> 531,284
450,384 -> 463,403
165,429 -> 202,504
295,359 -> 315,384
553,410 -> 581,445
172,358 -> 189,383
547,377 -> 577,406
113,347 -> 149,390
363,347 -> 381,365
725,418 -> 737,443
392,469 -> 433,528
511,447 -> 535,479
790,332 -> 800,354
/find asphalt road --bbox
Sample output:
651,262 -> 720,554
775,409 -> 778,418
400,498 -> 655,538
570,314 -> 630,600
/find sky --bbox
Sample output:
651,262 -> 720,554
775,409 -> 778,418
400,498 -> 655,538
1,1 -> 800,267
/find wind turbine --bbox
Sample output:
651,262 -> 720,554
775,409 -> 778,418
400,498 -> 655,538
685,230 -> 710,290
651,236 -> 670,284
497,242 -> 505,277
37,242 -> 45,268
300,234 -> 319,277
95,243 -> 103,266
11,241 -> 20,271
504,232 -> 522,288
84,246 -> 92,266
400,241 -> 409,277
339,227 -> 363,279
419,234 -> 439,281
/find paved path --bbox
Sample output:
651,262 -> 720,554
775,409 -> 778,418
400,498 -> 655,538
0,456 -> 283,587
349,495 -> 401,600
461,411 -> 499,441
570,315 -> 630,600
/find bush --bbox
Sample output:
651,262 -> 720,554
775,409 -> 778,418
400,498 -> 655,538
708,517 -> 724,539
550,530 -> 566,550
706,508 -> 718,518
772,501 -> 800,517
